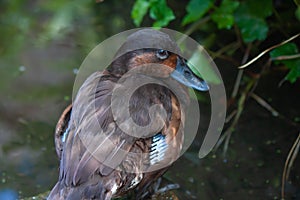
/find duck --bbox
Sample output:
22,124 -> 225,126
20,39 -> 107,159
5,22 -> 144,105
48,29 -> 209,200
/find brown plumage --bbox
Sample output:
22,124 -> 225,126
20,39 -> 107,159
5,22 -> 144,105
48,29 -> 208,200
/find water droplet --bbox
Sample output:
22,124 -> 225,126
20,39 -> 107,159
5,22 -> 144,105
276,149 -> 281,154
19,66 -> 26,72
73,68 -> 79,74
265,179 -> 270,184
64,96 -> 70,101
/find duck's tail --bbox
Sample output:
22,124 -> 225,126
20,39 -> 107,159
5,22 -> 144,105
47,181 -> 112,200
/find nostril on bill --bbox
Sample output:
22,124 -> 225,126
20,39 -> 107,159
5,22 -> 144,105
184,69 -> 192,78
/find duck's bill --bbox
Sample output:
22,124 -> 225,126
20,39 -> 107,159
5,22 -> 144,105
170,58 -> 209,91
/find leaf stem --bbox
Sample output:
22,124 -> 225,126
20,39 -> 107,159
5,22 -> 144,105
239,33 -> 300,69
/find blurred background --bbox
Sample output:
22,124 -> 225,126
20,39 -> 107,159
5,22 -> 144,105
0,0 -> 299,199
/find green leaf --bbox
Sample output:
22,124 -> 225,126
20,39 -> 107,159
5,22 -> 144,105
182,0 -> 214,25
270,43 -> 300,83
211,0 -> 239,29
188,47 -> 221,84
270,43 -> 299,68
236,17 -> 268,43
270,43 -> 299,59
296,6 -> 300,21
246,0 -> 273,18
285,62 -> 300,83
131,0 -> 150,26
149,0 -> 175,27
234,0 -> 272,43
294,0 -> 300,7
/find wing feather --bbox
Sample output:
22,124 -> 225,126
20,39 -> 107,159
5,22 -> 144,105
59,72 -> 135,187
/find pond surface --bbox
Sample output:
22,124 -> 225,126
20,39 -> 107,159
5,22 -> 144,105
0,1 -> 300,200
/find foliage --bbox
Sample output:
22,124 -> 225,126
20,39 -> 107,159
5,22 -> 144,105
131,0 -> 300,84
211,0 -> 239,29
182,0 -> 214,25
131,0 -> 175,27
234,0 -> 272,42
270,43 -> 300,83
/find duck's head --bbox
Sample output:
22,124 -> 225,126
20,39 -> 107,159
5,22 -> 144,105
108,29 -> 209,92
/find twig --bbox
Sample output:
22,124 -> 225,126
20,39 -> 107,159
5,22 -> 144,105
281,133 -> 300,199
225,109 -> 237,123
215,79 -> 255,152
271,54 -> 300,61
234,24 -> 244,52
223,93 -> 245,155
177,16 -> 211,44
231,70 -> 244,99
250,93 -> 279,117
239,33 -> 300,69
250,92 -> 300,128
216,43 -> 254,153
231,43 -> 252,99
211,42 -> 240,59
206,50 -> 240,65
249,59 -> 272,94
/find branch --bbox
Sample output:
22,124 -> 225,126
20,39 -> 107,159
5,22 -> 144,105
239,33 -> 300,69
177,16 -> 211,44
250,93 -> 279,117
214,78 -> 256,152
271,53 -> 300,61
281,133 -> 300,199
231,43 -> 252,99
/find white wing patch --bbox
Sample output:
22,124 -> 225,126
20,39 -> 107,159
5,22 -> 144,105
128,173 -> 143,190
149,133 -> 168,165
61,124 -> 70,143
111,183 -> 119,195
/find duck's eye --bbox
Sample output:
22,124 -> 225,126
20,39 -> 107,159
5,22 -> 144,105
156,49 -> 169,60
